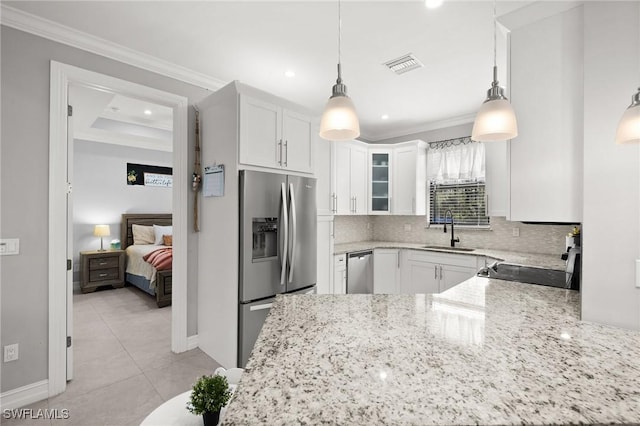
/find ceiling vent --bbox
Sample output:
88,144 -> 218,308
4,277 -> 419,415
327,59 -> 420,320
383,53 -> 424,75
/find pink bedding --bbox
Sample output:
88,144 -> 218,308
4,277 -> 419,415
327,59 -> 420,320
143,247 -> 172,271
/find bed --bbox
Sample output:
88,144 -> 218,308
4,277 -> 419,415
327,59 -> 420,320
121,213 -> 173,308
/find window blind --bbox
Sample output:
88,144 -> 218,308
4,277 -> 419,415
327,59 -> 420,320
429,181 -> 489,227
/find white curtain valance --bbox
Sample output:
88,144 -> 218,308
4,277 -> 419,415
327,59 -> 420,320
427,138 -> 485,182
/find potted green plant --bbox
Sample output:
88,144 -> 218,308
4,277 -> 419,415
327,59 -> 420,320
187,374 -> 232,426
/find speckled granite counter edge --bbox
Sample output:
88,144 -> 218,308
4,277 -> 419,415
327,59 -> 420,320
334,241 -> 566,270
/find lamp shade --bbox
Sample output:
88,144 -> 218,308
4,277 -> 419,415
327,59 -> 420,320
471,99 -> 518,142
319,94 -> 360,141
615,90 -> 640,144
93,224 -> 111,237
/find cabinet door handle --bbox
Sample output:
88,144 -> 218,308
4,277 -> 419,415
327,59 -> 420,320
435,266 -> 438,280
439,266 -> 443,280
354,196 -> 357,213
99,262 -> 107,266
99,273 -> 108,277
397,253 -> 400,269
283,139 -> 288,167
277,139 -> 282,165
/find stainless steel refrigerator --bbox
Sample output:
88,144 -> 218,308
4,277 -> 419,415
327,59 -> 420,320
238,170 -> 317,367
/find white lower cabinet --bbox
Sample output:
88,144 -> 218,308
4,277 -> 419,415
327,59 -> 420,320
400,250 -> 482,294
400,257 -> 440,294
333,254 -> 347,294
373,249 -> 400,294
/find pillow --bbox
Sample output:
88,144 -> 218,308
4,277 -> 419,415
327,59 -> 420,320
154,224 -> 173,245
162,235 -> 173,246
132,224 -> 155,245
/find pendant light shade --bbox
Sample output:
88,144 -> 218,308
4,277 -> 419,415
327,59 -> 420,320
615,88 -> 640,144
320,68 -> 360,141
472,69 -> 518,142
472,1 -> 518,142
319,0 -> 360,142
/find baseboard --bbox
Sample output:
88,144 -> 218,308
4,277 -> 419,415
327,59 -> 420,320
186,334 -> 198,350
0,380 -> 49,411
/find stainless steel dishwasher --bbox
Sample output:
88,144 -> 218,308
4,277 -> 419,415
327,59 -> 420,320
347,250 -> 373,294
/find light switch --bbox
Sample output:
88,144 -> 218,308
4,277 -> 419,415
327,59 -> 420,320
0,239 -> 20,255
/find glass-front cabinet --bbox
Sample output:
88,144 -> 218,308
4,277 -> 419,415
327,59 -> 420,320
369,150 -> 391,214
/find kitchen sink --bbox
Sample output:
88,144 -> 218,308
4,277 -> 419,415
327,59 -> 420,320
422,245 -> 475,252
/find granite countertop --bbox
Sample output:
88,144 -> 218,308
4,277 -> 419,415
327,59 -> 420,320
334,241 -> 566,270
222,278 -> 640,425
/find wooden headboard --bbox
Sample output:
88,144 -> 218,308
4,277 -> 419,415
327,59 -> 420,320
121,213 -> 172,249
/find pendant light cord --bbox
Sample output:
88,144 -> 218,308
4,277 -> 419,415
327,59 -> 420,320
338,0 -> 342,66
337,0 -> 343,82
493,0 -> 497,69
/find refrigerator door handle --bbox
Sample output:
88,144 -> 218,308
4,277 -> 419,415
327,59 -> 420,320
288,182 -> 297,283
279,182 -> 288,285
249,303 -> 273,311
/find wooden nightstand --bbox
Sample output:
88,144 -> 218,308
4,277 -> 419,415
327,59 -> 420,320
80,250 -> 125,293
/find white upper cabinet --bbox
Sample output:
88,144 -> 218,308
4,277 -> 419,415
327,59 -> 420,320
334,143 -> 352,214
392,141 -> 427,215
368,149 -> 392,215
350,145 -> 368,215
239,94 -> 313,174
282,109 -> 313,173
316,137 -> 334,215
333,141 -> 368,215
484,141 -> 507,217
332,140 -> 427,216
239,96 -> 281,170
507,6 -> 583,222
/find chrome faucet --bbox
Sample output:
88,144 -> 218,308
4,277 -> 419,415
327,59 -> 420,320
443,209 -> 460,248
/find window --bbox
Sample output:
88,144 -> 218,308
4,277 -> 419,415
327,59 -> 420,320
427,137 -> 489,227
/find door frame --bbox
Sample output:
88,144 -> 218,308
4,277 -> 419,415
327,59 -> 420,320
48,61 -> 189,397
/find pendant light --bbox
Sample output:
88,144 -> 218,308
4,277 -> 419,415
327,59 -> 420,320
472,0 -> 518,142
319,0 -> 360,141
615,5 -> 640,144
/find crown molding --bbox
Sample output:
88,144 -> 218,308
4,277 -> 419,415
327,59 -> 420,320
365,112 -> 476,142
0,4 -> 227,91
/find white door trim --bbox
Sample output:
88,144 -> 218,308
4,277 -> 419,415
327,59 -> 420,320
48,61 -> 189,397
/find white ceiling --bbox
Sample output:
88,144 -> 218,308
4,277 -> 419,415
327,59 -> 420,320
70,84 -> 173,151
6,0 -> 536,141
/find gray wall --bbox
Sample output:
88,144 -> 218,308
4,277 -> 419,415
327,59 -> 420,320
72,141 -> 172,283
0,26 -> 210,393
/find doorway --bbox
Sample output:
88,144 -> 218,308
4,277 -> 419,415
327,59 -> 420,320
48,62 -> 189,397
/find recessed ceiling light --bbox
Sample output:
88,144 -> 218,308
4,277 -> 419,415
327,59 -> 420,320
144,109 -> 152,115
425,0 -> 443,9
284,70 -> 296,78
381,114 -> 389,120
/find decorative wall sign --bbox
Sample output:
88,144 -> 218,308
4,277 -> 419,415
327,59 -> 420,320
127,163 -> 173,187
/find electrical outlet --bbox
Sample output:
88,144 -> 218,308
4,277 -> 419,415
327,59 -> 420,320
4,344 -> 19,362
404,224 -> 412,231
512,228 -> 520,237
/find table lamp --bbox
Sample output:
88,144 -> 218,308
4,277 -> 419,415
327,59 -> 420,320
94,225 -> 111,251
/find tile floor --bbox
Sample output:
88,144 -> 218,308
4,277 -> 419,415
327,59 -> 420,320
4,286 -> 221,426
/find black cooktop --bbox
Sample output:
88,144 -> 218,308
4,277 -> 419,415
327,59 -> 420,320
478,263 -> 573,289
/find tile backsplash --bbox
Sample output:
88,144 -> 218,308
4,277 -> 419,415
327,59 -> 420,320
335,215 -> 575,255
